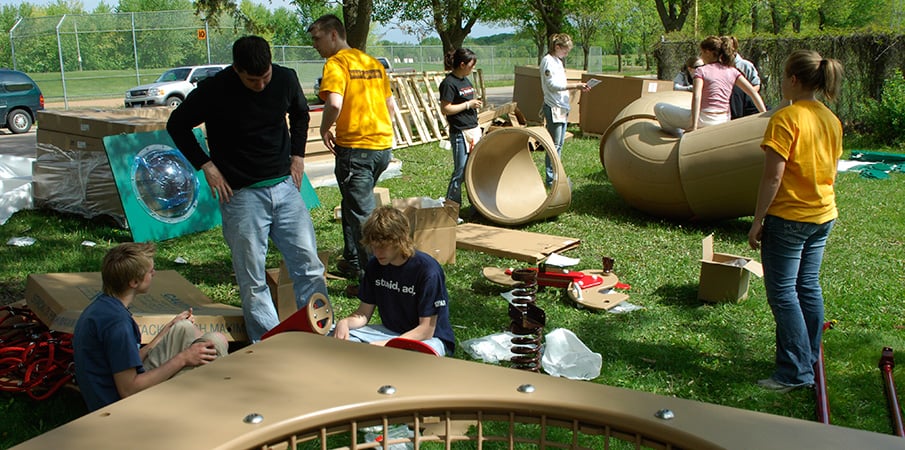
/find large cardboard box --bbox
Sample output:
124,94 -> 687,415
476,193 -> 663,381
392,197 -> 459,264
698,235 -> 763,303
265,261 -> 296,321
36,110 -> 168,139
25,270 -> 247,343
578,75 -> 674,135
513,65 -> 584,125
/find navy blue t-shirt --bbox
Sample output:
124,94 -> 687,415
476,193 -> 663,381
359,251 -> 455,354
73,293 -> 144,411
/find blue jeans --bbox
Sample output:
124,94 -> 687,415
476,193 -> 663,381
345,324 -> 447,356
445,129 -> 467,205
542,104 -> 567,186
335,146 -> 392,280
221,177 -> 327,342
760,215 -> 835,386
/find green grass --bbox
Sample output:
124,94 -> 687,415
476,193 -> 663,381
2,131 -> 904,447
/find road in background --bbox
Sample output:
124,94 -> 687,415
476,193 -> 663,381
0,85 -> 514,159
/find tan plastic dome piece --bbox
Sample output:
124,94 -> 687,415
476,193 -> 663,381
465,126 -> 571,226
600,90 -> 773,220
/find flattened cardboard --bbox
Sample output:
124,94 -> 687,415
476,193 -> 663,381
456,223 -> 580,263
392,197 -> 459,264
25,270 -> 247,343
698,234 -> 764,303
36,110 -> 168,139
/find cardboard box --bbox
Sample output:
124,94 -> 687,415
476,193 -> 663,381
579,75 -> 674,135
392,197 -> 459,264
698,234 -> 764,303
265,261 -> 295,321
513,65 -> 584,125
25,270 -> 247,343
37,110 -> 168,139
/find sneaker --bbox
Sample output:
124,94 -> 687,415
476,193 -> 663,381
344,284 -> 360,297
335,259 -> 360,279
457,217 -> 464,224
757,378 -> 795,393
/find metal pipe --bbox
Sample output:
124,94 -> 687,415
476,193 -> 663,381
879,347 -> 905,437
814,321 -> 834,424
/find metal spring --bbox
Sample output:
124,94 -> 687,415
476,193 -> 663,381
509,269 -> 543,372
509,268 -> 537,307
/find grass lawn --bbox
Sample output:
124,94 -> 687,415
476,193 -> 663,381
1,129 -> 904,447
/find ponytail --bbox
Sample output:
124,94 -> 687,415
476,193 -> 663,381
784,50 -> 844,103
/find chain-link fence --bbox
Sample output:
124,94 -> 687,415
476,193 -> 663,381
6,10 -> 603,107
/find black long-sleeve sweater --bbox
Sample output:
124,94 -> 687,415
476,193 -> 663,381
166,64 -> 310,190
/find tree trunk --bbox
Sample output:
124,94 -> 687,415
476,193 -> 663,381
751,3 -> 759,33
654,0 -> 693,33
343,0 -> 373,51
582,45 -> 590,71
770,2 -> 781,34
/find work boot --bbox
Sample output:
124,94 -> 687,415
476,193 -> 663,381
335,259 -> 360,279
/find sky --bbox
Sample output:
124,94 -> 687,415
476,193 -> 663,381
5,0 -> 514,44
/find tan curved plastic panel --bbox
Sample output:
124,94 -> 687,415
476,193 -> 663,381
465,127 -> 571,226
14,333 -> 904,449
601,90 -> 772,221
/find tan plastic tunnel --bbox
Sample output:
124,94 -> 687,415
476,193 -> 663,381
465,126 -> 571,226
600,90 -> 773,221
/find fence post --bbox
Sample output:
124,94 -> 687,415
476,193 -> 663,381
55,15 -> 69,109
131,12 -> 140,85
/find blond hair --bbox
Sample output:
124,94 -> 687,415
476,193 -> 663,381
101,242 -> 156,296
784,50 -> 844,103
549,33 -> 573,52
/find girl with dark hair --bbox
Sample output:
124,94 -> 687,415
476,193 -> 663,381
439,48 -> 482,210
748,50 -> 844,393
655,35 -> 766,136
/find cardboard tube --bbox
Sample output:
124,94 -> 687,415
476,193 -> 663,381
465,127 -> 571,226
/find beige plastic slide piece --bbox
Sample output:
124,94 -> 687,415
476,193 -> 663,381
465,126 -> 571,226
601,91 -> 772,220
16,333 -> 905,449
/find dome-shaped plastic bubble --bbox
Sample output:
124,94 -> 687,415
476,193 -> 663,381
131,144 -> 199,223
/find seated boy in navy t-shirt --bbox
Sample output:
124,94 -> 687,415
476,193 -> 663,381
73,242 -> 227,411
332,206 -> 455,356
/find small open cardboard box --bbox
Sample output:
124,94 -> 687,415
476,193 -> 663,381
698,234 -> 764,303
25,270 -> 247,343
392,197 -> 459,264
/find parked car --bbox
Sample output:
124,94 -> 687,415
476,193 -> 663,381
124,64 -> 228,108
0,68 -> 44,134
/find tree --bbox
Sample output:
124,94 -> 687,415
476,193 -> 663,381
531,0 -> 567,39
374,0 -> 490,56
654,0 -> 693,33
568,0 -> 602,70
603,0 -> 639,72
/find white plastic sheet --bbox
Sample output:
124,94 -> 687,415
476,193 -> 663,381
541,328 -> 602,380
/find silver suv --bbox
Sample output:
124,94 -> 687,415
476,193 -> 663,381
124,64 -> 228,108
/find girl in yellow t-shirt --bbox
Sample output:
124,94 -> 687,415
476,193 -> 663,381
748,50 -> 844,393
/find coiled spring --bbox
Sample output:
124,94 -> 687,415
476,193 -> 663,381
508,269 -> 545,372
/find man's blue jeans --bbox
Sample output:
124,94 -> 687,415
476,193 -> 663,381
760,215 -> 835,386
542,103 -> 566,186
220,177 -> 327,342
334,146 -> 392,280
445,129 -> 467,205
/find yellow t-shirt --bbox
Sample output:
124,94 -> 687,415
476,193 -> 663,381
761,100 -> 843,224
320,48 -> 394,150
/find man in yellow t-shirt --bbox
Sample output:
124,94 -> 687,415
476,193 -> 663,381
308,14 -> 398,297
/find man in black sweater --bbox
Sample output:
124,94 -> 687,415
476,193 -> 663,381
167,35 -> 328,342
